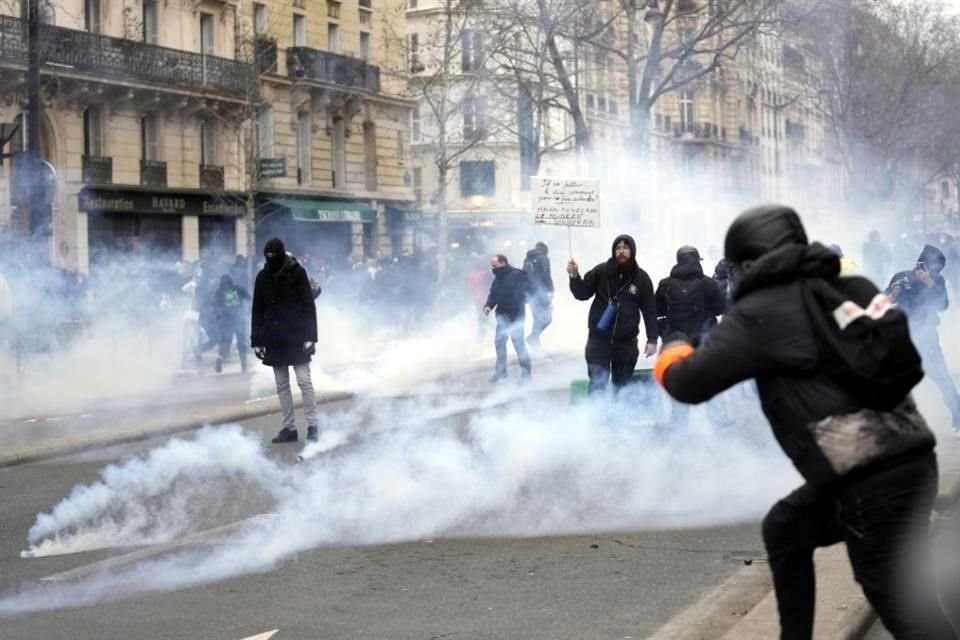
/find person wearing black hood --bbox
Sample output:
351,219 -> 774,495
655,205 -> 954,639
211,273 -> 251,373
484,254 -> 532,383
568,234 -> 658,394
887,244 -> 960,432
656,245 -> 727,430
251,238 -> 321,444
523,241 -> 554,347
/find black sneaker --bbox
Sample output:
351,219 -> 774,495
271,428 -> 298,444
214,357 -> 223,373
306,426 -> 319,443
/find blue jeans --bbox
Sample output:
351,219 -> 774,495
495,315 -> 531,377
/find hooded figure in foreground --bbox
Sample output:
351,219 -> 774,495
655,206 -> 955,639
567,234 -> 658,394
251,238 -> 320,444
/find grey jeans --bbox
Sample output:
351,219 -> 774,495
273,364 -> 318,431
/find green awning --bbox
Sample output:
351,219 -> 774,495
272,198 -> 376,223
387,205 -> 435,223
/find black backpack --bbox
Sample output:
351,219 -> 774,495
801,276 -> 923,410
664,278 -> 707,330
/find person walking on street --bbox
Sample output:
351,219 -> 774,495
656,245 -> 727,430
655,205 -> 955,639
887,244 -> 960,432
251,238 -> 320,444
211,274 -> 251,373
863,230 -> 892,287
568,234 -> 658,394
484,254 -> 532,383
523,241 -> 554,348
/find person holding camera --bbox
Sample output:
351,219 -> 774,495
251,238 -> 320,444
887,244 -> 960,432
568,234 -> 658,394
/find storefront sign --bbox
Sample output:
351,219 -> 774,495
78,188 -> 245,217
258,158 -> 287,178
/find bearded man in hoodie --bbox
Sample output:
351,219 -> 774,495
567,235 -> 659,394
251,238 -> 320,444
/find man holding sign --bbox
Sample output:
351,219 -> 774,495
568,235 -> 659,394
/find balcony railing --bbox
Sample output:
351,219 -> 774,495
288,47 -> 381,92
200,164 -> 225,190
141,159 -> 167,187
0,15 -> 253,98
256,36 -> 278,74
82,156 -> 112,184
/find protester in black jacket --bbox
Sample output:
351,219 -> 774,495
211,274 -> 251,373
523,242 -> 554,347
655,205 -> 953,640
568,234 -> 658,394
887,244 -> 960,431
251,238 -> 320,444
484,254 -> 532,383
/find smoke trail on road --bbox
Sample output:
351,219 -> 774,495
0,388 -> 798,616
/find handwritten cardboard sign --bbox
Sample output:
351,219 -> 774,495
532,176 -> 600,228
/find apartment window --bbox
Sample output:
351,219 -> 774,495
409,34 -> 422,73
84,0 -> 100,33
331,117 -> 346,187
396,129 -> 405,161
409,0 -> 418,7
254,3 -> 268,35
460,160 -> 495,197
327,0 -> 340,19
609,100 -> 618,116
360,32 -> 371,60
296,111 -> 311,184
679,91 -> 694,133
462,96 -> 487,140
364,121 -> 378,191
413,167 -> 422,204
411,105 -> 422,142
598,97 -> 607,113
585,94 -> 595,111
256,107 -> 274,158
359,11 -> 371,26
327,22 -> 340,52
200,13 -> 215,55
25,0 -> 56,23
943,180 -> 951,200
461,29 -> 483,73
141,114 -> 160,161
82,106 -> 102,157
199,119 -> 217,165
293,14 -> 306,47
143,0 -> 158,44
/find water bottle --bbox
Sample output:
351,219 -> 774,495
597,301 -> 617,331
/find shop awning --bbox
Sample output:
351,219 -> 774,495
387,205 -> 435,223
271,198 -> 376,223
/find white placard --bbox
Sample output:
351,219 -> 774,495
532,176 -> 600,228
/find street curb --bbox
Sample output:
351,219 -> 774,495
0,391 -> 353,469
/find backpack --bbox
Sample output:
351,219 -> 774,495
664,277 -> 707,331
801,276 -> 923,411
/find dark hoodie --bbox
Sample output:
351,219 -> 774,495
661,242 -> 936,488
251,241 -> 318,367
523,247 -> 554,294
485,263 -> 530,321
655,259 -> 726,340
569,234 -> 658,344
886,244 -> 949,328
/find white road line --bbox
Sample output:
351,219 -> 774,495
237,631 -> 279,640
39,514 -> 277,582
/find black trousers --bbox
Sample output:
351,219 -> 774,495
762,452 -> 955,640
585,337 -> 638,394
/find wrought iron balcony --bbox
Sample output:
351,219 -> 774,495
0,15 -> 253,98
82,156 -> 112,184
200,164 -> 225,190
141,160 -> 167,187
288,47 -> 381,93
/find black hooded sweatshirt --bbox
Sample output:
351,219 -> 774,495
886,244 -> 949,329
655,260 -> 726,340
569,234 -> 658,344
661,242 -> 936,488
486,264 -> 529,321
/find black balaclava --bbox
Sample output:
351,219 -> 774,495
264,238 -> 286,272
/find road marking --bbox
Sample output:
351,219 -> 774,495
39,514 -> 277,582
238,631 -> 278,640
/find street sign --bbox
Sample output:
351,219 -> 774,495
258,158 -> 286,178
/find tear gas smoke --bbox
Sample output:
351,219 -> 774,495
2,389 -> 797,616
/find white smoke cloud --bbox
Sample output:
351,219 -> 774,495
0,389 -> 798,616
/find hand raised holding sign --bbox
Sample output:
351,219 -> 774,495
567,259 -> 579,278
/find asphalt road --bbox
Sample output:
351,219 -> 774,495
0,392 -> 767,640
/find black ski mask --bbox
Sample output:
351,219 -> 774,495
264,238 -> 286,272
